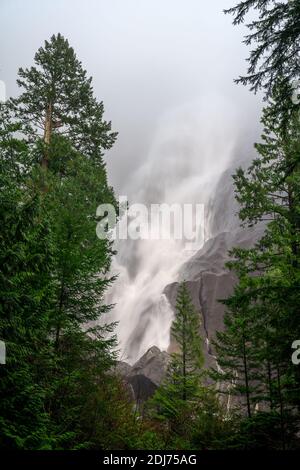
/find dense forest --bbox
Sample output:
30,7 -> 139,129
0,0 -> 300,450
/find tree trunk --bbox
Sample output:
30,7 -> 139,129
242,334 -> 251,418
267,358 -> 274,410
182,309 -> 187,402
55,277 -> 65,352
277,365 -> 286,451
42,101 -> 53,169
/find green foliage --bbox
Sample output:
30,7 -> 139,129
10,33 -> 117,166
211,94 -> 300,449
225,0 -> 300,104
153,282 -> 204,413
1,1 -> 300,450
145,283 -> 230,449
211,3 -> 300,447
0,35 -> 126,450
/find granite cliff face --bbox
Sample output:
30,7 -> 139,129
116,232 -> 263,402
165,229 -> 262,371
115,164 -> 264,398
115,346 -> 170,402
164,164 -> 264,370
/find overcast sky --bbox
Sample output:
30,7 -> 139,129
0,0 -> 261,193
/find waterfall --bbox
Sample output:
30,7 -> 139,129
106,96 -> 245,364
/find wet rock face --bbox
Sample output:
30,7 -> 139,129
115,229 -> 264,400
127,375 -> 157,403
130,345 -> 170,386
114,361 -> 132,377
161,160 -> 264,370
115,165 -> 264,401
164,227 -> 264,371
115,234 -> 262,403
115,345 -> 170,402
164,272 -> 236,370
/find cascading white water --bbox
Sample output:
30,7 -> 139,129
106,95 -> 245,364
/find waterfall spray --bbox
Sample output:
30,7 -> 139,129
106,95 -> 242,364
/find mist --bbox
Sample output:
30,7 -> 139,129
0,0 -> 262,363
107,95 -> 260,363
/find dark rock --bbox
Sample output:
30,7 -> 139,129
130,345 -> 170,386
165,228 -> 263,366
127,374 -> 157,402
115,345 -> 170,403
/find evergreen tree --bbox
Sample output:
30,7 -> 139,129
169,281 -> 204,402
212,98 -> 300,448
9,34 -> 119,355
149,282 -> 204,446
0,35 -> 128,449
0,106 -> 56,447
10,33 -> 117,169
211,291 -> 260,419
225,0 -> 300,104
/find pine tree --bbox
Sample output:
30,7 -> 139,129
0,36 -> 128,449
211,0 -> 300,450
233,99 -> 300,235
211,290 -> 260,419
231,100 -> 300,395
149,282 -> 204,446
10,33 -> 117,169
0,106 -> 56,447
7,32 -> 119,360
169,281 -> 204,402
225,1 -> 300,105
212,98 -> 300,448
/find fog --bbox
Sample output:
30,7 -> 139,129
0,0 -> 262,363
0,0 -> 260,191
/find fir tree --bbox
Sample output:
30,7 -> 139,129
0,107 -> 56,447
169,281 -> 204,402
212,99 -> 300,448
225,0 -> 300,104
149,282 -> 204,446
211,291 -> 260,419
0,35 -> 125,449
10,33 -> 117,169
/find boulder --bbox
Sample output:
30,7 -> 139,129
115,345 -> 170,403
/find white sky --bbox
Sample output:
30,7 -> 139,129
0,0 -> 261,192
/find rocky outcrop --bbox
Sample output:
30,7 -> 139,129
115,164 -> 264,400
115,345 -> 170,402
115,232 -> 263,402
164,227 -> 264,373
115,361 -> 133,377
163,155 -> 265,370
127,375 -> 157,403
129,345 -> 170,386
